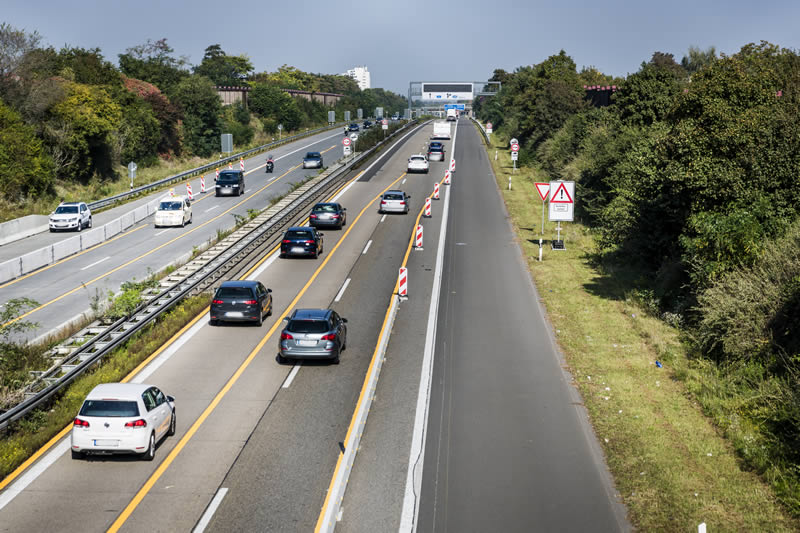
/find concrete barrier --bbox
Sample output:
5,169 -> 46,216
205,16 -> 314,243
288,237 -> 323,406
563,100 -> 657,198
133,205 -> 149,224
0,215 -> 49,246
120,211 -> 135,230
80,228 -> 104,249
53,236 -> 81,262
104,219 -> 121,240
21,247 -> 53,274
0,258 -> 21,281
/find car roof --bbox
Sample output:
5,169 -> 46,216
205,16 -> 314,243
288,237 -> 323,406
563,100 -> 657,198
383,189 -> 406,195
86,383 -> 152,400
58,201 -> 82,206
219,170 -> 241,175
160,195 -> 186,202
290,308 -> 331,320
218,280 -> 258,289
305,152 -> 321,156
313,202 -> 339,208
410,154 -> 427,158
286,226 -> 315,232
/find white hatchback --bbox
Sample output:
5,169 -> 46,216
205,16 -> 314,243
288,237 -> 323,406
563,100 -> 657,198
71,383 -> 176,460
154,195 -> 192,227
407,154 -> 429,174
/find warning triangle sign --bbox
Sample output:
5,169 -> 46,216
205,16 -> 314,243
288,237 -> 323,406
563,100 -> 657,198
535,182 -> 550,201
550,182 -> 573,204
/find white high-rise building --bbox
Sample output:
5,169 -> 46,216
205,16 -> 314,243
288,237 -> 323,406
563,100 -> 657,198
343,66 -> 370,90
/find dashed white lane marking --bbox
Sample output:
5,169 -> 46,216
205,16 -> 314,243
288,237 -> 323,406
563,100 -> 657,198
80,256 -> 110,271
402,178 -> 407,184
334,278 -> 351,302
205,205 -> 220,212
362,240 -> 373,255
155,229 -> 169,236
381,214 -> 387,223
193,487 -> 229,533
282,364 -> 301,389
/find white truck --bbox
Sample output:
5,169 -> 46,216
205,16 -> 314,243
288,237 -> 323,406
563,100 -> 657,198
431,121 -> 452,140
446,108 -> 457,121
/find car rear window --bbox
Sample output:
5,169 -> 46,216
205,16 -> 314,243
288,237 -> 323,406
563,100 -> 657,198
313,204 -> 337,213
159,201 -> 183,211
286,230 -> 313,239
216,287 -> 254,299
79,400 -> 140,417
429,147 -> 444,152
384,193 -> 404,200
288,319 -> 330,333
411,156 -> 426,161
218,173 -> 240,183
55,205 -> 79,214
305,152 -> 321,158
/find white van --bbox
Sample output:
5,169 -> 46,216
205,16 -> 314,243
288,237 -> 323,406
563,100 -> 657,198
154,195 -> 192,228
446,108 -> 457,121
431,121 -> 452,140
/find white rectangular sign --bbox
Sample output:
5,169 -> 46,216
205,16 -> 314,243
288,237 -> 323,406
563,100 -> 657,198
510,151 -> 518,161
548,181 -> 575,222
343,145 -> 351,156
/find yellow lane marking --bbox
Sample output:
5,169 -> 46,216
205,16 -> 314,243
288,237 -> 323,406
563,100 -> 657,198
0,165 -> 301,329
315,188 -> 429,531
107,173 -> 406,532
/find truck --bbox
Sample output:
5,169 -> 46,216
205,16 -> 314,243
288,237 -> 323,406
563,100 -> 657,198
446,108 -> 457,121
431,121 -> 452,140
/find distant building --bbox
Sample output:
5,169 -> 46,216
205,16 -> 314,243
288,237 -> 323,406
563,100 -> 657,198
343,66 -> 370,90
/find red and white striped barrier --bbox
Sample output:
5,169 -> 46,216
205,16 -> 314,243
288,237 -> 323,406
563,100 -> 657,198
240,157 -> 244,171
228,161 -> 233,170
424,197 -> 431,217
398,267 -> 408,297
433,182 -> 440,200
200,175 -> 206,193
415,224 -> 424,249
444,170 -> 451,185
186,182 -> 193,200
449,158 -> 456,172
215,168 -> 220,181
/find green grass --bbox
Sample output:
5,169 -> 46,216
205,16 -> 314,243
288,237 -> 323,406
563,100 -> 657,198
477,124 -> 799,532
0,295 -> 209,481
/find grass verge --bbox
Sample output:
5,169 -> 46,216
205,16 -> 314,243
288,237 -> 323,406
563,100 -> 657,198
477,124 -> 799,531
0,296 -> 209,481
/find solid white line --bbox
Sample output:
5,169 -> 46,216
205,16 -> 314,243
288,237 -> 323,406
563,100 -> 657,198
0,440 -> 71,512
281,364 -> 302,389
155,229 -> 169,236
205,205 -> 220,212
132,314 -> 209,384
247,249 -> 281,280
193,487 -> 229,533
80,256 -> 110,271
380,214 -> 387,223
334,278 -> 351,302
362,240 -> 372,255
399,120 -> 456,532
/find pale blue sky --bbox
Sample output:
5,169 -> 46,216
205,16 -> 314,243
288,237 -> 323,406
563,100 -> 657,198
4,0 -> 798,94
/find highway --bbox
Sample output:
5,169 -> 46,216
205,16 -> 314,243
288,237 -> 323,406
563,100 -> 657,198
0,128 -> 352,342
0,119 -> 629,532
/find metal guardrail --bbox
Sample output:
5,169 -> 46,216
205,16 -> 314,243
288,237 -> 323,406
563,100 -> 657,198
86,122 -> 347,212
0,120 -> 421,431
471,117 -> 490,143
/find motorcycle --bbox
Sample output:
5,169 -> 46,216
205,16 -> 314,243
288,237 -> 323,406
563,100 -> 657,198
265,158 -> 274,173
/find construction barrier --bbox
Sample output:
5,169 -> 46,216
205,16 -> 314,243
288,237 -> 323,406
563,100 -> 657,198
424,197 -> 431,217
449,158 -> 456,172
398,267 -> 408,297
186,182 -> 193,200
433,182 -> 440,200
216,168 -> 220,181
415,225 -> 423,249
444,170 -> 451,185
200,175 -> 206,193
240,157 -> 244,171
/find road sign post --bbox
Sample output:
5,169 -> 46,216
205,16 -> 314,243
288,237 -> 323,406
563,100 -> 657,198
535,182 -> 550,235
510,142 -> 520,172
548,181 -> 575,250
127,161 -> 137,189
342,137 -> 352,159
278,123 -> 283,141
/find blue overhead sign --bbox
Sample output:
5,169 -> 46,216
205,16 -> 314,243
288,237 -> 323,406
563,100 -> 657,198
444,104 -> 466,110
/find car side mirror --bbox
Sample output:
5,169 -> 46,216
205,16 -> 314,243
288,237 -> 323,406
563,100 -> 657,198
283,316 -> 290,321
167,395 -> 175,403
319,232 -> 324,236
342,318 -> 348,323
407,194 -> 411,198
342,208 -> 347,211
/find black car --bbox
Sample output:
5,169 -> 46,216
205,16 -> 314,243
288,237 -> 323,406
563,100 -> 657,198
280,226 -> 324,258
210,280 -> 272,326
362,120 -> 372,129
278,308 -> 347,364
428,142 -> 445,162
215,170 -> 245,196
348,123 -> 360,133
309,203 -> 346,229
303,152 -> 323,169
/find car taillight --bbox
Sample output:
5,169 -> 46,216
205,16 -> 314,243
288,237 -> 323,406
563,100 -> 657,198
331,214 -> 341,219
243,300 -> 257,305
73,418 -> 89,428
321,333 -> 336,341
212,299 -> 223,304
282,239 -> 291,243
381,200 -> 387,204
280,332 -> 293,340
310,214 -> 317,219
304,240 -> 315,244
399,201 -> 406,205
125,419 -> 147,428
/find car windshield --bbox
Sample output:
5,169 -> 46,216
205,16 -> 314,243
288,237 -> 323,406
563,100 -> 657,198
411,156 -> 426,161
79,400 -> 140,417
305,153 -> 321,159
218,173 -> 239,183
429,147 -> 443,152
286,230 -> 313,239
215,287 -> 253,299
55,205 -> 79,214
287,319 -> 329,333
384,193 -> 404,201
313,204 -> 337,213
159,201 -> 183,211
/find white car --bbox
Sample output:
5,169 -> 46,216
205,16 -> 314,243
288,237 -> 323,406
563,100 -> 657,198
71,383 -> 176,461
154,195 -> 192,228
49,201 -> 92,232
407,155 -> 429,174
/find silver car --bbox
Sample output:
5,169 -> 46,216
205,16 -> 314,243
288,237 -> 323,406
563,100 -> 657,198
278,308 -> 348,364
379,190 -> 410,214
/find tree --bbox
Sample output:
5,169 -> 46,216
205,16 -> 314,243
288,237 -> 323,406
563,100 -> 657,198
118,38 -> 189,95
0,22 -> 41,77
613,57 -> 684,127
681,46 -> 717,75
0,100 -> 54,200
172,76 -> 222,156
193,45 -> 252,86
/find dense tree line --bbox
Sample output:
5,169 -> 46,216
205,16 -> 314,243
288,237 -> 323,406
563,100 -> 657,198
476,41 -> 800,510
0,24 -> 406,206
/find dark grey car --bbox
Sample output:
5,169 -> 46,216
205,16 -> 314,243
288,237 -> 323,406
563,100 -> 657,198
210,280 -> 272,326
215,170 -> 245,196
278,308 -> 347,364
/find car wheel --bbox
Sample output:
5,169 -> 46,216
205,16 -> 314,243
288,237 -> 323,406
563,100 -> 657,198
210,319 -> 218,326
189,214 -> 193,224
87,217 -> 92,229
76,221 -> 82,232
277,353 -> 288,365
49,228 -> 55,233
332,352 -> 340,365
167,410 -> 176,437
257,311 -> 263,327
215,192 -> 220,197
267,303 -> 273,317
143,433 -> 156,461
181,218 -> 186,228
71,449 -> 83,460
